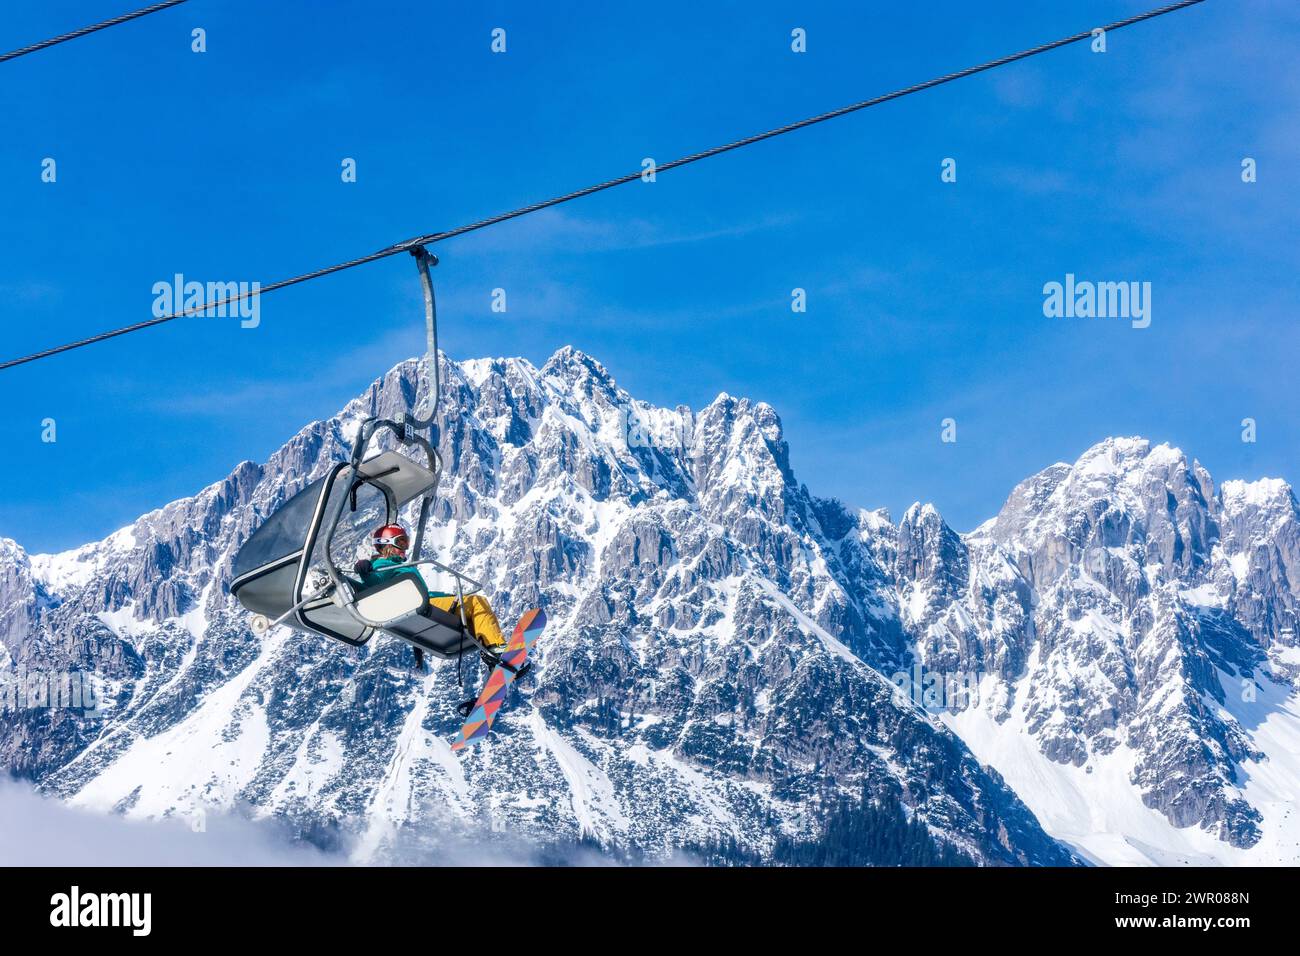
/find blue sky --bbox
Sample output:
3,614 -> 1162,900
1,0 -> 1296,551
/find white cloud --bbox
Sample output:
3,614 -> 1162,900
0,781 -> 336,867
0,782 -> 639,867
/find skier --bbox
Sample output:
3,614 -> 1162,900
353,523 -> 507,670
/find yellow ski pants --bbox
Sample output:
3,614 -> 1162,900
429,595 -> 506,649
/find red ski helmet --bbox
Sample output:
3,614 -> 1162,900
373,524 -> 410,555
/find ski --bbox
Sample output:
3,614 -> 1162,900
451,607 -> 547,751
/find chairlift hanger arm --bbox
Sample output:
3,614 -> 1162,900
350,418 -> 436,466
344,264 -> 445,568
407,246 -> 440,433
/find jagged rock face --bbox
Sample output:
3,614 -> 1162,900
0,349 -> 1070,866
1217,478 -> 1300,654
0,539 -> 35,661
5,359 -> 1298,864
987,440 -> 1219,596
914,438 -> 1300,854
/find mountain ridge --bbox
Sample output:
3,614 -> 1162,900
2,348 -> 1297,865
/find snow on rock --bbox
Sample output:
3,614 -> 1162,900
6,356 -> 1299,866
925,439 -> 1300,861
0,350 -> 1068,866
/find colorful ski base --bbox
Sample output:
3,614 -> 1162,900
450,607 -> 546,751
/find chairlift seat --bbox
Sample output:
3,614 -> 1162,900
231,395 -> 484,657
352,573 -> 479,659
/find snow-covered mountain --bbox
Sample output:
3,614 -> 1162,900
2,349 -> 1297,866
934,438 -> 1300,865
0,350 -> 1068,865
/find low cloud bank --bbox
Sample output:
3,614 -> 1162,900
0,782 -> 676,867
0,781 -> 337,867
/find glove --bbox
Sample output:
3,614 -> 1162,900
354,559 -> 374,577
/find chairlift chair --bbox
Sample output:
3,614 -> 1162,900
230,247 -> 490,661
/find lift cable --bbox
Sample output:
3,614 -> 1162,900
0,0 -> 190,64
0,0 -> 1206,372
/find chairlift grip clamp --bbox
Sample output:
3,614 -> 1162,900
410,244 -> 439,268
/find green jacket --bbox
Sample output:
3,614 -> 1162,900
358,556 -> 451,598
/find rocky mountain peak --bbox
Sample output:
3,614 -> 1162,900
1221,477 -> 1297,518
984,437 -> 1218,593
540,346 -> 620,403
0,350 -> 1080,866
896,503 -> 966,589
4,358 -> 1298,866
